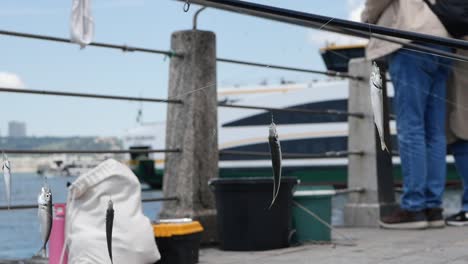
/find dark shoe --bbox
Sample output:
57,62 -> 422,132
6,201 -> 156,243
445,211 -> 468,226
379,208 -> 428,229
425,208 -> 444,228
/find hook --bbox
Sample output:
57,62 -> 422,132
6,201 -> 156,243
183,0 -> 191,12
193,7 -> 207,30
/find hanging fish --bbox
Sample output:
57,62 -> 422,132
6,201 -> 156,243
268,118 -> 282,208
37,186 -> 53,258
106,199 -> 114,264
70,0 -> 94,48
2,152 -> 11,209
369,61 -> 388,152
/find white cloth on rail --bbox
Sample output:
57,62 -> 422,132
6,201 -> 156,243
63,159 -> 160,264
70,0 -> 94,48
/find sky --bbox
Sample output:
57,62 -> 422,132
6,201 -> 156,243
0,0 -> 365,137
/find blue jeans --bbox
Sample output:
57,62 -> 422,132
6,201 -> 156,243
449,140 -> 468,212
389,45 -> 452,211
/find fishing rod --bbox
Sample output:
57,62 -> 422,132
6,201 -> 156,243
181,0 -> 468,51
218,103 -> 365,118
0,29 -> 179,57
219,150 -> 364,158
1,149 -> 181,155
0,196 -> 179,211
0,87 -> 183,104
339,27 -> 468,63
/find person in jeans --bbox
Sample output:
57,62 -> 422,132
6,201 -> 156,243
362,0 -> 452,229
446,47 -> 468,226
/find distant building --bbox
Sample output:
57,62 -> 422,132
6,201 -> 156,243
8,121 -> 26,138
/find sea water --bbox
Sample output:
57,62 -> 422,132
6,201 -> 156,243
0,173 -> 162,259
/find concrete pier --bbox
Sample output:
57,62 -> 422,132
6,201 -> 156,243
159,30 -> 218,244
199,227 -> 468,264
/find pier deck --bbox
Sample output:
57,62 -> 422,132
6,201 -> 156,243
2,227 -> 468,264
199,227 -> 468,264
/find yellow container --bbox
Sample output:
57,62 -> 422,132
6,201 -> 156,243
153,220 -> 204,264
153,221 -> 204,238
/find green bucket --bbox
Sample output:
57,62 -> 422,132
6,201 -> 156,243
292,185 -> 333,243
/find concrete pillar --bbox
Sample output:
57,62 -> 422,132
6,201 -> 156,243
159,30 -> 218,243
344,58 -> 397,227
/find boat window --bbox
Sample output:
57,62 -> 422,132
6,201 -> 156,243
222,99 -> 394,127
219,135 -> 398,161
223,100 -> 348,127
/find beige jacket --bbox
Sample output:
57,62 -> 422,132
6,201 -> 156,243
362,0 -> 449,60
447,46 -> 468,144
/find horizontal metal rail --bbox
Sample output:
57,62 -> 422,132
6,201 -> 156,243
1,29 -> 364,77
0,29 -> 179,57
219,150 -> 364,158
1,149 -> 181,155
0,196 -> 178,211
334,188 -> 365,195
216,57 -> 362,80
0,86 -> 365,118
0,87 -> 183,104
184,0 -> 468,51
218,103 -> 365,118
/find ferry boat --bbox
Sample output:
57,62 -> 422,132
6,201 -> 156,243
123,44 -> 460,189
36,155 -> 105,177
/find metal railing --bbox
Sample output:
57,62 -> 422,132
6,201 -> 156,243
0,87 -> 183,104
219,150 -> 363,158
0,196 -> 179,211
1,149 -> 181,155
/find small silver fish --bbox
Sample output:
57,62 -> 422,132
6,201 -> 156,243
106,199 -> 114,264
370,62 -> 388,152
37,186 -> 52,258
268,121 -> 282,208
2,152 -> 11,209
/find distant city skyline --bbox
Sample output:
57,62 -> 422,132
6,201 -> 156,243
8,120 -> 26,137
0,0 -> 365,137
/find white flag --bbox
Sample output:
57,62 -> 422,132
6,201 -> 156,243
70,0 -> 94,49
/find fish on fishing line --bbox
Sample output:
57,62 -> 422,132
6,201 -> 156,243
106,198 -> 114,264
2,152 -> 11,209
268,114 -> 282,208
36,186 -> 52,258
369,61 -> 388,152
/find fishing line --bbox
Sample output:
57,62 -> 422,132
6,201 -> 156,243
293,201 -> 356,246
318,17 -> 335,31
397,49 -> 468,76
323,48 -> 463,165
171,14 -> 350,100
168,82 -> 217,100
325,47 -> 468,116
400,46 -> 468,63
168,15 -> 364,147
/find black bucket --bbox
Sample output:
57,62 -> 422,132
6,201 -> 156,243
209,177 -> 299,251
